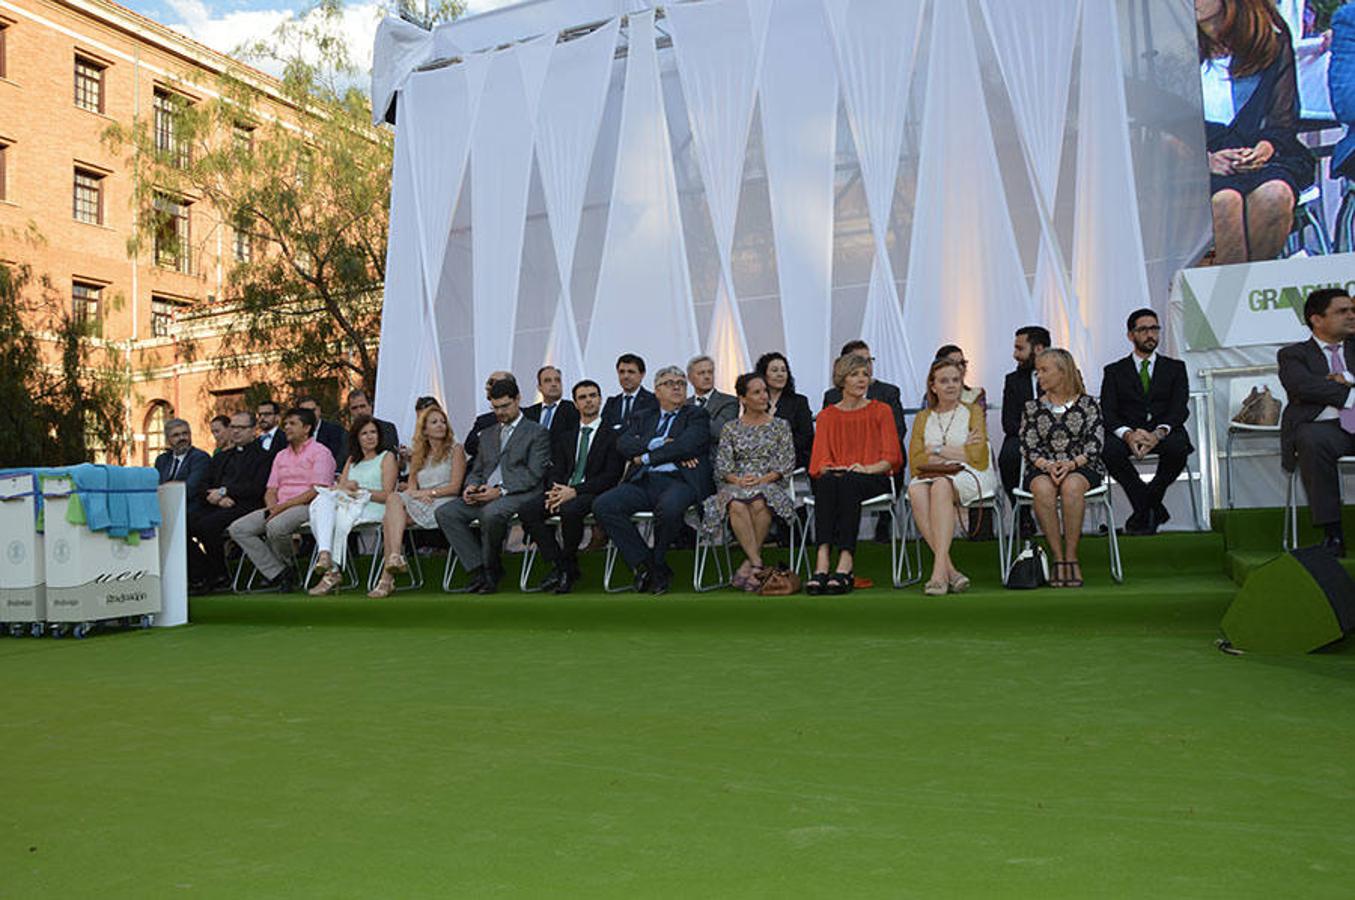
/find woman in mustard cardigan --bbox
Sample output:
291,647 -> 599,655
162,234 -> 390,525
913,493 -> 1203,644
906,359 -> 999,596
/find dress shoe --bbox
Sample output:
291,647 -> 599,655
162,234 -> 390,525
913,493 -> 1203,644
1155,504 -> 1171,527
463,567 -> 488,592
205,575 -> 233,594
1321,534 -> 1347,558
538,568 -> 565,593
649,569 -> 672,596
553,570 -> 578,595
1124,510 -> 1152,536
267,570 -> 297,593
473,569 -> 501,594
633,563 -> 652,594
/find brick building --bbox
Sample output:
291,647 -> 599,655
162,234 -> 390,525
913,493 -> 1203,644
0,0 -> 326,464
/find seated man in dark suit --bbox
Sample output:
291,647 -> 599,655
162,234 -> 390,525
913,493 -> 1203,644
821,339 -> 906,445
600,353 -> 658,431
296,396 -> 348,474
1100,308 -> 1193,535
463,370 -> 513,461
435,377 -> 551,593
594,365 -> 714,595
189,411 -> 270,591
154,417 -> 211,514
1279,288 -> 1355,556
999,325 -> 1049,531
523,365 -> 579,435
686,354 -> 739,442
519,379 -> 624,593
346,388 -> 399,450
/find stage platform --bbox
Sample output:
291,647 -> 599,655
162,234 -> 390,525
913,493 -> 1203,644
3,531 -> 1353,896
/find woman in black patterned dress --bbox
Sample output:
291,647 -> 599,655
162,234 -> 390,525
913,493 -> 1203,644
1019,349 -> 1104,588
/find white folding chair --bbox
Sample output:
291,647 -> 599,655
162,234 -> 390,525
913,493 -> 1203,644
1283,457 -> 1355,550
1223,376 -> 1286,509
440,514 -> 521,593
899,448 -> 1009,578
795,473 -> 919,588
1007,462 -> 1124,583
300,521 -> 382,592
602,507 -> 731,593
366,527 -> 429,592
518,513 -> 598,592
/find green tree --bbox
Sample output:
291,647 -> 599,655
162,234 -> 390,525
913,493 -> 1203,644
0,264 -> 128,467
105,0 -> 463,396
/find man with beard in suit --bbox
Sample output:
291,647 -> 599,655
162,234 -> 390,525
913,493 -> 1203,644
523,365 -> 579,435
1100,309 -> 1193,536
519,379 -> 625,593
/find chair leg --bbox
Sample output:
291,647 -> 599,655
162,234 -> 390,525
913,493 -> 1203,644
1283,469 -> 1297,551
1225,429 -> 1235,510
367,531 -> 385,593
1103,497 -> 1124,583
406,531 -> 425,590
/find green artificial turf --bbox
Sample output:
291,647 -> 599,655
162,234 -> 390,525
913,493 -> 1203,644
3,533 -> 1354,897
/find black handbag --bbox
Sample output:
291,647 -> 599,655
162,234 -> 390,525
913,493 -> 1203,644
1004,541 -> 1049,589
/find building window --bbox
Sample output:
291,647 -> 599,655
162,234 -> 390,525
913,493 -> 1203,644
150,295 -> 177,337
144,401 -> 172,464
74,55 -> 105,113
0,142 -> 7,203
153,193 -> 190,272
233,124 -> 254,155
73,168 -> 103,224
0,23 -> 8,81
153,88 -> 189,168
72,280 -> 101,336
233,212 -> 253,263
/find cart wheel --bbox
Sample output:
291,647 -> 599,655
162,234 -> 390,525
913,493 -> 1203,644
73,623 -> 92,639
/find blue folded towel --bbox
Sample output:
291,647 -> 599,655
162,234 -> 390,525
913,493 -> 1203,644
39,464 -> 161,538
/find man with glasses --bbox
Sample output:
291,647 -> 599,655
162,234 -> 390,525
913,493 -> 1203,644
189,411 -> 271,592
594,366 -> 714,595
1100,308 -> 1192,535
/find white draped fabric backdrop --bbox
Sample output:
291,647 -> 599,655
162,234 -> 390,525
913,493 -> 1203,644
372,0 -> 1210,444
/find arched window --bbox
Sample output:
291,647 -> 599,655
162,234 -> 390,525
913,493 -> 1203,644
143,401 -> 173,465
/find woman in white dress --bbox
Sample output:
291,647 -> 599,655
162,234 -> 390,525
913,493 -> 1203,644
368,405 -> 467,598
906,358 -> 999,596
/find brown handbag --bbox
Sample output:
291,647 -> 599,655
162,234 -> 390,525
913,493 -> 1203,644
756,564 -> 802,596
1231,386 -> 1281,427
916,461 -> 965,478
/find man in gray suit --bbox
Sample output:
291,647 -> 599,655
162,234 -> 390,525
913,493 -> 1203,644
435,377 -> 551,593
686,355 -> 739,443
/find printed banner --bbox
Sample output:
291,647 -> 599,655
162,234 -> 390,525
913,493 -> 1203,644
1176,254 -> 1355,350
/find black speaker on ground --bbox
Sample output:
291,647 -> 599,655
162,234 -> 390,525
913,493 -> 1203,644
1222,547 -> 1355,653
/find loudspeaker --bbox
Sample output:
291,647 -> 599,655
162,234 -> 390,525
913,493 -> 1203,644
1222,547 -> 1355,653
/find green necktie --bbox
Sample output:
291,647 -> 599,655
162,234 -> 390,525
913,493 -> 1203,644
570,426 -> 592,486
1139,358 -> 1151,396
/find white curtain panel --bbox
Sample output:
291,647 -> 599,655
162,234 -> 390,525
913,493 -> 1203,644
978,0 -> 1086,360
901,0 -> 1035,403
667,0 -> 765,389
374,126 -> 438,439
470,49 -> 540,378
584,10 -> 701,383
823,0 -> 927,398
533,19 -> 621,389
1072,0 -> 1154,391
760,0 -> 838,407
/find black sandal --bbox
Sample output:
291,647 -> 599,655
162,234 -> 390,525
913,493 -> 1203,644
805,572 -> 830,595
827,572 -> 854,595
1065,561 -> 1084,588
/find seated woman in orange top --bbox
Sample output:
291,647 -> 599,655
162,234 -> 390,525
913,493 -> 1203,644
807,353 -> 904,595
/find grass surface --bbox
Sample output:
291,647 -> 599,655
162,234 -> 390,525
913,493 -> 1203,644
3,533 -> 1354,897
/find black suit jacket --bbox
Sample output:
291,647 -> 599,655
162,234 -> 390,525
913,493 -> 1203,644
256,428 -> 286,463
549,419 -> 624,498
373,417 -> 399,451
524,399 -> 579,436
1100,354 -> 1192,450
822,379 -> 907,444
617,404 -> 715,500
1279,337 -> 1355,470
203,442 -> 270,510
601,387 -> 658,431
1001,367 -> 1039,437
462,410 -> 498,461
773,391 -> 815,470
315,420 -> 348,472
154,446 -> 211,511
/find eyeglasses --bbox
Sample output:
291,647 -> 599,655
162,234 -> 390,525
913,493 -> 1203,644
656,379 -> 687,389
